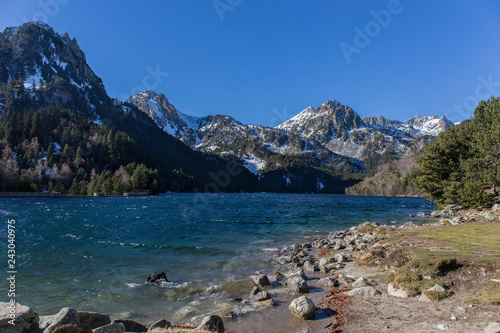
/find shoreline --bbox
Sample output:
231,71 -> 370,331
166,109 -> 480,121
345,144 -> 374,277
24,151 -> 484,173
3,205 -> 499,332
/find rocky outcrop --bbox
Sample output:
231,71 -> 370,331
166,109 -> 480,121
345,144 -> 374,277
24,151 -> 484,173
0,303 -> 39,333
43,308 -> 79,333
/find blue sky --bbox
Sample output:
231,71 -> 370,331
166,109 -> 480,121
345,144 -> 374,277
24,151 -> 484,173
1,1 -> 500,125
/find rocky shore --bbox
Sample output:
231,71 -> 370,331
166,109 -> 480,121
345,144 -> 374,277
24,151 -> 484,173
2,204 -> 499,333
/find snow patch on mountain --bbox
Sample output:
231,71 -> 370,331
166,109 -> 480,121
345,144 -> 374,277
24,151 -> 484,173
241,153 -> 266,175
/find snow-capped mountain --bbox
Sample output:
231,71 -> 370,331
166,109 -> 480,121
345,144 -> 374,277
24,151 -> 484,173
0,22 -> 108,119
128,91 -> 454,174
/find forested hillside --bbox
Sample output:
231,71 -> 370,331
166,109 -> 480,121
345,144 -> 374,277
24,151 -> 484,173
412,97 -> 500,208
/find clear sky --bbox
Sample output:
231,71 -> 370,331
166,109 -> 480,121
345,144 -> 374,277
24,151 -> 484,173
1,1 -> 500,126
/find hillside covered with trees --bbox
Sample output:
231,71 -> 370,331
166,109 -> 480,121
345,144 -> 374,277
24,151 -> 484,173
412,97 -> 500,208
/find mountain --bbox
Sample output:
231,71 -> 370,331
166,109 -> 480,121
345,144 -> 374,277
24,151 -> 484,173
0,22 -> 261,194
128,91 -> 454,175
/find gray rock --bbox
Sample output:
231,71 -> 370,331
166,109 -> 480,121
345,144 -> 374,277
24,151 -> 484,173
112,319 -> 147,332
39,316 -> 53,330
484,322 -> 500,333
93,323 -> 125,333
482,212 -> 498,221
337,274 -> 353,285
438,323 -> 450,330
286,276 -> 309,293
387,282 -> 408,298
334,253 -> 348,263
260,298 -> 275,308
303,260 -> 316,273
250,274 -> 270,287
289,296 -> 315,319
318,277 -> 338,287
431,210 -> 442,218
352,277 -> 367,288
147,319 -> 172,332
78,312 -> 111,330
492,204 -> 500,213
319,257 -> 328,266
0,302 -> 39,333
249,286 -> 270,302
195,315 -> 224,333
345,286 -> 382,297
318,266 -> 330,274
285,268 -> 308,281
44,308 -> 79,333
429,285 -> 446,292
418,293 -> 432,302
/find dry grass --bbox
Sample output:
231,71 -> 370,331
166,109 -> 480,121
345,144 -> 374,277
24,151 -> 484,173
480,281 -> 500,305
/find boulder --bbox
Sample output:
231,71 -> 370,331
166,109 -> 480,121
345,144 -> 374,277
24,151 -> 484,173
0,302 -> 39,333
484,322 -> 500,333
429,285 -> 446,292
303,260 -> 316,273
352,277 -> 366,288
319,258 -> 328,266
345,286 -> 382,297
78,312 -> 111,330
146,272 -> 168,284
260,299 -> 275,308
44,308 -> 79,333
288,296 -> 315,320
387,282 -> 408,298
286,277 -> 309,293
285,268 -> 308,281
250,274 -> 270,288
93,323 -> 125,333
334,253 -> 348,263
318,277 -> 338,288
111,319 -> 147,332
195,315 -> 224,333
249,286 -> 270,302
147,319 -> 172,332
492,204 -> 500,213
337,274 -> 353,285
418,293 -> 432,302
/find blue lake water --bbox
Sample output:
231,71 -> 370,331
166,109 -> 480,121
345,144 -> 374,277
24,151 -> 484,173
0,193 -> 434,323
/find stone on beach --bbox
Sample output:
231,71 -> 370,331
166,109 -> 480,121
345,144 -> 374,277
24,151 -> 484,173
147,319 -> 172,332
288,296 -> 315,319
0,302 -> 39,333
93,323 -> 125,333
249,286 -> 271,301
484,322 -> 500,333
318,277 -> 338,287
195,315 -> 225,333
346,286 -> 382,297
303,260 -> 317,273
112,319 -> 147,332
319,257 -> 328,266
387,282 -> 408,298
78,312 -> 111,330
337,274 -> 353,285
43,307 -> 79,333
352,277 -> 366,288
250,274 -> 271,288
285,268 -> 308,281
286,276 -> 310,293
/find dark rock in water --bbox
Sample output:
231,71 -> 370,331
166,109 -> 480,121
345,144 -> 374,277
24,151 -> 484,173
147,319 -> 171,332
195,315 -> 224,333
249,286 -> 270,301
250,274 -> 270,287
111,319 -> 147,332
146,272 -> 168,283
78,312 -> 111,330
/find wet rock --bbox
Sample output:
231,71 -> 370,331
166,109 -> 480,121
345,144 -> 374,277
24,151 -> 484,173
44,308 -> 79,333
387,282 -> 408,298
112,319 -> 147,332
147,319 -> 172,332
146,272 -> 168,283
93,323 -> 125,333
249,286 -> 270,301
345,286 -> 382,297
78,312 -> 111,330
484,322 -> 500,333
250,274 -> 270,288
286,276 -> 309,293
195,315 -> 224,333
289,296 -> 315,320
0,302 -> 39,333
